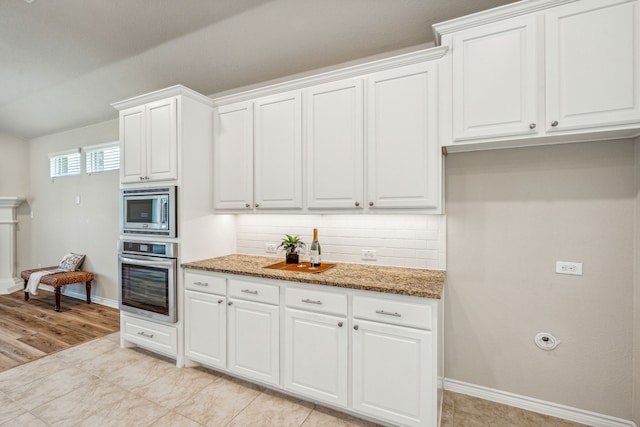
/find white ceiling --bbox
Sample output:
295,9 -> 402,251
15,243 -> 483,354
0,0 -> 517,139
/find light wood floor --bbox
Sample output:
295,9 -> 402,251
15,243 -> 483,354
0,289 -> 119,373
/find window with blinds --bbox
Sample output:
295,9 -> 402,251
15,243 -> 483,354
49,149 -> 81,178
84,142 -> 120,174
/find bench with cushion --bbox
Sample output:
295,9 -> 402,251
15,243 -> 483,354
21,266 -> 94,312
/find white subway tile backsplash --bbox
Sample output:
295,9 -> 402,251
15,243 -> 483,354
235,214 -> 446,270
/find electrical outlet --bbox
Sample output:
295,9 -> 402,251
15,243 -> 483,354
555,261 -> 583,276
266,243 -> 278,254
361,249 -> 377,261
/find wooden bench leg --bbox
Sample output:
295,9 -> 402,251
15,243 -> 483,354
23,279 -> 29,301
54,287 -> 61,312
85,281 -> 92,304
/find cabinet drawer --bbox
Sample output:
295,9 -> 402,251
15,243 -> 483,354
185,271 -> 226,295
353,295 -> 432,330
285,287 -> 347,316
122,315 -> 178,356
228,278 -> 279,305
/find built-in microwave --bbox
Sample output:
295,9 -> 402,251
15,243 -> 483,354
121,186 -> 177,238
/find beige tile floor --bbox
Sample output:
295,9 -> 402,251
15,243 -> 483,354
0,333 -> 586,427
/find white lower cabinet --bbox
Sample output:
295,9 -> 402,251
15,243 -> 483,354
121,313 -> 178,358
182,269 -> 441,427
184,290 -> 226,369
284,308 -> 348,407
352,319 -> 434,427
227,298 -> 280,386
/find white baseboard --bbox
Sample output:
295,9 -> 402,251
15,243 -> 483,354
38,285 -> 119,309
443,378 -> 637,427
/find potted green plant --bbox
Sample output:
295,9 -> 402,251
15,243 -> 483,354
278,234 -> 306,264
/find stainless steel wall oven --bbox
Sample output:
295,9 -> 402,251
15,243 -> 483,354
118,240 -> 177,323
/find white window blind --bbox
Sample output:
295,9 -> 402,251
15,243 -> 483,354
84,142 -> 120,174
49,149 -> 81,178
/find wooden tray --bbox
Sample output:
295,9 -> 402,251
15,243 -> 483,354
264,261 -> 335,273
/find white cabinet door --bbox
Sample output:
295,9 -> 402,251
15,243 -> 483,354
305,79 -> 364,209
119,98 -> 178,184
120,106 -> 146,183
352,319 -> 434,427
254,92 -> 302,209
545,0 -> 640,132
146,98 -> 178,182
227,299 -> 279,386
367,63 -> 441,210
284,308 -> 348,407
450,15 -> 539,141
185,290 -> 226,369
213,102 -> 254,210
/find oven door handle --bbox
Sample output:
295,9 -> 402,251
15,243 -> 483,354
119,255 -> 174,268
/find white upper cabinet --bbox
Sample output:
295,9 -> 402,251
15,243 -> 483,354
211,48 -> 447,213
120,98 -> 178,183
450,15 -> 539,142
305,79 -> 364,210
545,0 -> 640,132
367,63 -> 441,210
120,106 -> 146,183
113,85 -> 214,186
146,98 -> 178,182
436,0 -> 640,152
213,102 -> 254,210
254,92 -> 303,210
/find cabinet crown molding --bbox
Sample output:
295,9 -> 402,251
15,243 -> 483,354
212,46 -> 448,107
433,0 -> 577,44
111,84 -> 213,111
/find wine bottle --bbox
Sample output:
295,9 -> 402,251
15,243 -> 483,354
309,228 -> 321,267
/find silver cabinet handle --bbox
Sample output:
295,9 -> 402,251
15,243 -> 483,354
138,331 -> 154,339
301,298 -> 322,305
218,299 -> 223,304
369,201 -> 374,207
355,201 -> 360,207
338,321 -> 343,327
376,310 -> 401,317
193,281 -> 209,287
529,123 -> 536,129
353,325 -> 359,330
551,120 -> 559,127
241,289 -> 258,295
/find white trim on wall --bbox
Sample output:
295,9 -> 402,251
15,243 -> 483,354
38,285 -> 118,310
444,378 -> 638,427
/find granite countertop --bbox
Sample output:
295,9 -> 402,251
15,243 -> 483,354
182,254 -> 444,299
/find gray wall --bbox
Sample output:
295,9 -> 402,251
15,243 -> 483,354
28,120 -> 120,303
445,139 -> 636,421
0,133 -> 31,275
635,138 -> 640,425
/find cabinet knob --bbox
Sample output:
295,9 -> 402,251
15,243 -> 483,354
227,301 -> 233,306
139,177 -> 144,181
529,123 -> 536,129
245,203 -> 251,208
551,120 -> 559,127
355,201 -> 360,207
338,321 -> 343,327
353,325 -> 359,331
218,299 -> 223,304
369,202 -> 374,207
255,203 -> 260,208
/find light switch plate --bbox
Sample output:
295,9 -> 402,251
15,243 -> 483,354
555,261 -> 583,276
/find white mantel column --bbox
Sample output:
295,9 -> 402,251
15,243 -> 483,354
0,197 -> 25,294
